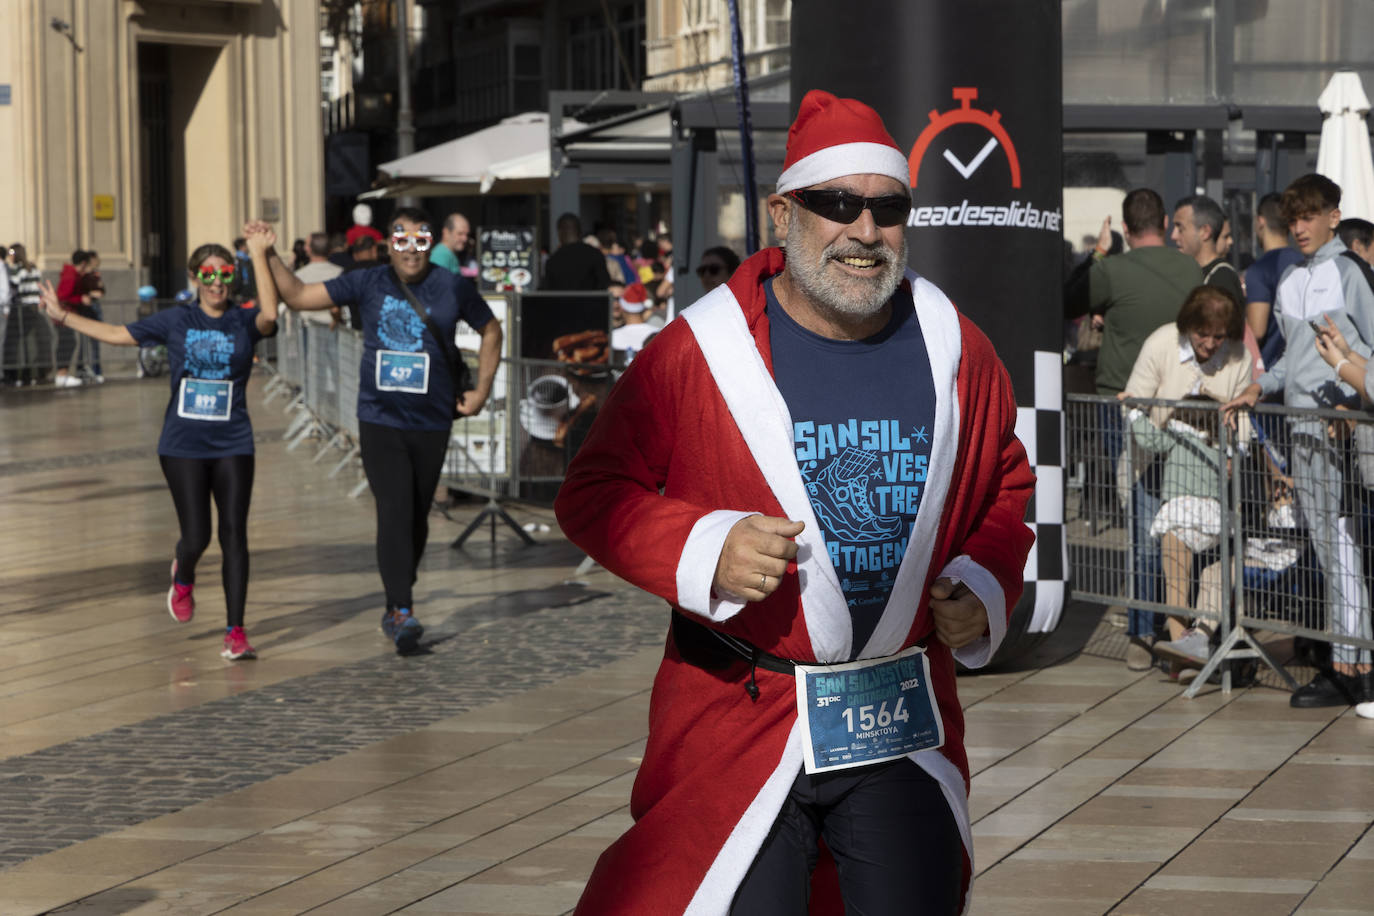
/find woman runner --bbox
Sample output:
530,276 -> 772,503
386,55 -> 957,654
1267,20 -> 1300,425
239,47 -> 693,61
253,209 -> 502,654
38,230 -> 279,659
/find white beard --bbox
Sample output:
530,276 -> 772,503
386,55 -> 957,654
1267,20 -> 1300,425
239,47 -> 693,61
785,206 -> 907,320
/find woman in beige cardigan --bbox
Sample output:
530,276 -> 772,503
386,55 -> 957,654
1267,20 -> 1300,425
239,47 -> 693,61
1118,285 -> 1254,672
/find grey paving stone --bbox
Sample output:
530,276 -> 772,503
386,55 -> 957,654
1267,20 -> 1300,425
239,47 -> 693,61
0,427 -> 286,479
0,582 -> 669,869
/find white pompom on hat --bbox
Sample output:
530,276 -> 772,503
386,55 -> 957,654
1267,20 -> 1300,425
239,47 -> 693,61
619,281 -> 650,314
775,90 -> 910,194
352,203 -> 373,226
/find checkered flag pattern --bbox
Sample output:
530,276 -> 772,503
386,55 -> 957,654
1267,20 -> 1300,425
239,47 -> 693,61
1012,350 -> 1067,633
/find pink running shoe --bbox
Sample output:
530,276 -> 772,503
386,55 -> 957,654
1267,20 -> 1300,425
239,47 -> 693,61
168,560 -> 194,623
221,626 -> 257,661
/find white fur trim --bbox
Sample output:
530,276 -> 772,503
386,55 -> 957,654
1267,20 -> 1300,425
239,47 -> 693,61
911,748 -> 976,915
680,277 -> 978,912
684,288 -> 853,662
776,142 -> 911,194
676,509 -> 757,622
684,722 -> 805,916
859,271 -> 964,659
941,555 -> 1009,669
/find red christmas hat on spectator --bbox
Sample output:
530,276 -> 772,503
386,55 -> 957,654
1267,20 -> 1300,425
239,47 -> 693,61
619,282 -> 650,314
776,90 -> 909,194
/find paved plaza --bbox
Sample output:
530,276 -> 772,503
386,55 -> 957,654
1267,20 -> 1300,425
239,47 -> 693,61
1,374 -> 1372,915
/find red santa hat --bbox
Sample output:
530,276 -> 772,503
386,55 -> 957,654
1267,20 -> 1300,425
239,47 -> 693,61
619,282 -> 650,314
776,90 -> 910,194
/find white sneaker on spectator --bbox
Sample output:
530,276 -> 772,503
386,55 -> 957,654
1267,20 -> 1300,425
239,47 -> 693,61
55,375 -> 83,388
93,375 -> 105,384
1154,627 -> 1210,669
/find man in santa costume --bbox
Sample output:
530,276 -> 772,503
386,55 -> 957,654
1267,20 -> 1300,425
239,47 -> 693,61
554,90 -> 1035,915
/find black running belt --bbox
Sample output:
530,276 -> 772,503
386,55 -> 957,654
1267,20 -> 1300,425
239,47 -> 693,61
672,612 -> 798,701
672,611 -> 797,674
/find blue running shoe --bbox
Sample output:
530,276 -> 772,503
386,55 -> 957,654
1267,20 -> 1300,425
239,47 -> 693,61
381,607 -> 424,654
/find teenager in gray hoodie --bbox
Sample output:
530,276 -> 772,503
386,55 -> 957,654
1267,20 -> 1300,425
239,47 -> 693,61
1227,173 -> 1374,709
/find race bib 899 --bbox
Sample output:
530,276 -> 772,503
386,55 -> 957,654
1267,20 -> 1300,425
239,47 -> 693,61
176,378 -> 232,422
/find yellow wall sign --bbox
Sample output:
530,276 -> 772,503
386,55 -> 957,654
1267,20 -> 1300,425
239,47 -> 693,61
93,195 -> 115,220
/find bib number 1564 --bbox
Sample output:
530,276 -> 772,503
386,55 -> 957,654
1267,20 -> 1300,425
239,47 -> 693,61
840,697 -> 911,733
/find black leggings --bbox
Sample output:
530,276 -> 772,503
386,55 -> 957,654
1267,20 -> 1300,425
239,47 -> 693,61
731,758 -> 963,915
54,321 -> 78,370
358,421 -> 449,609
76,304 -> 101,374
159,454 -> 255,627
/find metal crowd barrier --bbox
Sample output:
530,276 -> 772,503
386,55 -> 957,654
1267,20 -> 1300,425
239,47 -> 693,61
263,312 -> 369,496
1066,393 -> 1374,696
0,297 -> 148,382
0,296 -> 281,385
1,301 -> 54,382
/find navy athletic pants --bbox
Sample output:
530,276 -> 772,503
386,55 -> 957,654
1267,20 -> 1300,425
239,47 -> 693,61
358,420 -> 449,609
730,757 -> 963,915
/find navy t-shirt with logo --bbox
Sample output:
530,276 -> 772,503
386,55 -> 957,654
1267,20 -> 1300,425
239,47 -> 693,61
324,265 -> 495,431
126,303 -> 268,458
1244,246 -> 1304,369
767,280 -> 937,657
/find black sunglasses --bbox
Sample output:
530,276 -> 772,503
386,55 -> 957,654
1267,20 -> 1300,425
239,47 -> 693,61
695,262 -> 725,277
788,189 -> 912,228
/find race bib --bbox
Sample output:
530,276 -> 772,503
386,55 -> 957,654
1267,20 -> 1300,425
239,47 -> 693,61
376,350 -> 430,393
795,646 -> 944,774
176,378 -> 232,422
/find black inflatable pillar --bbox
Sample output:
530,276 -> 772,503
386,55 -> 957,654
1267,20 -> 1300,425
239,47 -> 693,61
790,0 -> 1066,645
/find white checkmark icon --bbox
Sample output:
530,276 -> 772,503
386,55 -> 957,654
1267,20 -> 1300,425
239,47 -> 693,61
943,138 -> 999,179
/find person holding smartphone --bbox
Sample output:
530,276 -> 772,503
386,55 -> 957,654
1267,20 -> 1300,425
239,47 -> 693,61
1225,173 -> 1374,709
38,233 -> 279,660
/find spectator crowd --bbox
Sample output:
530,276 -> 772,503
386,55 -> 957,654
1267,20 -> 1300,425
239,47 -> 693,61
3,168 -> 1369,714
1066,175 -> 1374,715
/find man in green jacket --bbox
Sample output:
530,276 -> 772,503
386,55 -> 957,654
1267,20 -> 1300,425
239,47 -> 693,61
1067,188 -> 1202,667
1069,188 -> 1203,395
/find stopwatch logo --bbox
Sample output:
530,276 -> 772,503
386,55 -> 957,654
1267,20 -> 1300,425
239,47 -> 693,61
908,87 -> 1022,189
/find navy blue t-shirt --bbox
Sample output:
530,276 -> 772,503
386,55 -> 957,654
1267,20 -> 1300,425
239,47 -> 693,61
126,303 -> 267,458
325,265 -> 495,431
1244,246 -> 1303,369
767,280 -> 937,656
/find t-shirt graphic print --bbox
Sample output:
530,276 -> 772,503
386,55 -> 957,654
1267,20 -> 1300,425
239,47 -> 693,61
185,328 -> 234,378
796,423 -> 929,620
767,280 -> 937,656
378,296 -> 425,351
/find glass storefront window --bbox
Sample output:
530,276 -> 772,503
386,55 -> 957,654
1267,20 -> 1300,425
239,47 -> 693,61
1064,0 -> 1374,107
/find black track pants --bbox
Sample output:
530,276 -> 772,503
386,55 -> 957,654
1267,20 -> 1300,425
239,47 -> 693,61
159,453 -> 255,627
358,420 -> 449,609
730,758 -> 963,916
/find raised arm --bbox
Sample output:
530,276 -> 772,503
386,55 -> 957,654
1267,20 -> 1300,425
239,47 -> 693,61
244,224 -> 281,336
38,280 -> 135,346
244,220 -> 335,311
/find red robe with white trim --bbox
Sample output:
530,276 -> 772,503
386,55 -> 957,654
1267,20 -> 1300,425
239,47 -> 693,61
555,248 -> 1035,915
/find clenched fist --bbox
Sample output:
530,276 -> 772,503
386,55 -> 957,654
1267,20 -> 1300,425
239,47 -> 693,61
713,515 -> 805,603
928,578 -> 988,649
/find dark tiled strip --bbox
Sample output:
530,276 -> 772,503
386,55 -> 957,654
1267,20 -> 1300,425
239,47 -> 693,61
0,429 -> 287,479
0,585 -> 668,868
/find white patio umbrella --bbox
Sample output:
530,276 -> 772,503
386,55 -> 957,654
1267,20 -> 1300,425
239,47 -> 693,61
360,112 -> 584,199
1316,71 -> 1374,222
